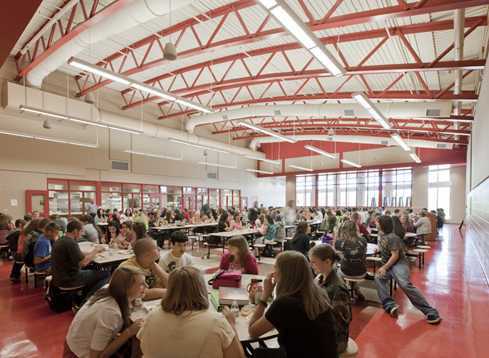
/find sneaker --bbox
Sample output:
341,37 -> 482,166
354,289 -> 365,300
427,314 -> 441,324
390,306 -> 399,317
10,277 -> 21,283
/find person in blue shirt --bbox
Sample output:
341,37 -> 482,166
33,222 -> 60,274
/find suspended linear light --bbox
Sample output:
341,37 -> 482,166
351,92 -> 392,129
410,153 -> 422,163
236,121 -> 297,143
0,129 -> 98,147
256,0 -> 346,77
20,106 -> 68,120
340,159 -> 362,168
304,145 -> 337,159
131,83 -> 175,101
197,161 -> 236,169
391,133 -> 411,151
0,130 -> 34,138
244,155 -> 281,165
68,57 -> 131,85
247,169 -> 274,174
168,138 -> 230,154
289,164 -> 313,172
35,137 -> 68,144
124,150 -> 182,161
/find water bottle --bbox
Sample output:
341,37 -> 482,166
133,298 -> 142,311
128,243 -> 132,251
255,280 -> 263,305
231,300 -> 240,323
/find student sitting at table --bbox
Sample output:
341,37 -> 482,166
79,215 -> 103,244
158,231 -> 193,273
320,210 -> 338,233
351,212 -> 371,239
117,238 -> 168,301
219,235 -> 258,274
133,222 -> 150,241
163,211 -> 174,225
103,220 -> 124,245
191,210 -> 202,225
290,221 -> 312,257
120,209 -> 133,222
23,218 -> 51,268
33,222 -> 60,275
255,215 -> 276,256
368,212 -> 380,228
63,266 -> 146,358
249,251 -> 338,358
274,215 -> 285,242
94,208 -> 107,225
333,220 -> 367,301
217,212 -> 235,232
413,211 -> 431,240
51,221 -> 110,308
8,219 -> 26,282
374,215 -> 441,324
182,208 -> 191,222
137,266 -> 244,358
134,210 -> 149,230
309,244 -> 352,354
173,209 -> 186,223
149,211 -> 164,227
116,221 -> 136,249
255,213 -> 265,228
230,212 -> 243,230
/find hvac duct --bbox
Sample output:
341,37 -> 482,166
454,9 -> 465,139
26,0 -> 194,88
185,103 -> 453,133
248,135 -> 454,152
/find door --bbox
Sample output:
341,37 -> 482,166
149,193 -> 162,212
241,197 -> 248,209
183,195 -> 195,218
26,190 -> 50,219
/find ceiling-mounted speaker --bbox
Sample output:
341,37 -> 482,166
163,42 -> 177,61
328,128 -> 334,136
85,92 -> 95,104
43,119 -> 51,129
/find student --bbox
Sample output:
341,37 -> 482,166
118,238 -> 168,301
22,218 -> 51,268
118,221 -> 136,249
0,214 -> 13,244
413,211 -> 431,240
51,221 -> 110,308
158,231 -> 193,273
351,212 -> 370,238
217,212 -> 235,232
50,214 -> 67,233
257,215 -> 276,244
137,266 -> 244,358
333,220 -> 367,300
173,209 -> 186,222
191,211 -> 202,225
374,215 -> 441,324
8,219 -> 26,282
134,210 -> 149,230
290,221 -> 312,257
103,220 -> 124,245
133,222 -> 150,241
79,215 -> 103,243
248,251 -> 338,358
320,210 -> 338,233
309,244 -> 352,354
182,208 -> 191,222
120,209 -> 133,222
219,235 -> 258,274
94,208 -> 107,224
63,266 -> 146,358
274,215 -> 285,242
33,222 -> 60,274
231,212 -> 243,230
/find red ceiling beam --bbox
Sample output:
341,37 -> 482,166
73,0 -> 488,96
157,90 -> 478,119
15,0 -> 139,80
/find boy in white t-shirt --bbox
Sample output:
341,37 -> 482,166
158,231 -> 193,273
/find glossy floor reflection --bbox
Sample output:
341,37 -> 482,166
0,225 -> 487,357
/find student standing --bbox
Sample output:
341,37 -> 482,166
158,231 -> 193,273
374,215 -> 441,324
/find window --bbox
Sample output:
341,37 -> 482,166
382,168 -> 411,207
428,166 -> 451,220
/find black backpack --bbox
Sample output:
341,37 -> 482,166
44,280 -> 72,313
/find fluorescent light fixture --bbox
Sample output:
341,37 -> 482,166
270,6 -> 316,49
237,121 -> 297,143
310,47 -> 343,77
20,105 -> 68,120
68,117 -> 107,128
68,57 -> 131,85
304,145 -> 337,159
175,99 -> 213,114
352,92 -> 392,129
0,130 -> 34,138
257,0 -> 346,77
124,150 -> 182,161
35,137 -> 68,143
247,169 -> 274,174
256,0 -> 277,9
168,138 -> 230,154
410,153 -> 422,163
244,155 -> 281,165
289,164 -> 313,172
391,133 -> 411,151
340,159 -> 362,168
197,161 -> 236,169
68,141 -> 99,148
131,83 -> 174,101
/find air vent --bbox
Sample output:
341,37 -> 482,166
271,180 -> 276,186
344,109 -> 355,117
326,137 -> 333,141
426,108 -> 441,117
280,181 -> 285,187
380,140 -> 389,145
222,115 -> 228,120
207,172 -> 217,180
111,160 -> 129,171
437,143 -> 447,149
273,110 -> 281,116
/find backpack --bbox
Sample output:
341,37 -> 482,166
44,280 -> 72,313
262,246 -> 276,257
321,233 -> 335,245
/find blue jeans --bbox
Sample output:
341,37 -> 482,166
374,263 -> 438,316
70,268 -> 110,307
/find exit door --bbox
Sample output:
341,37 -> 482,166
26,190 -> 50,219
183,195 -> 195,218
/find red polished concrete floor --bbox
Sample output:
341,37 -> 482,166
0,224 -> 487,357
